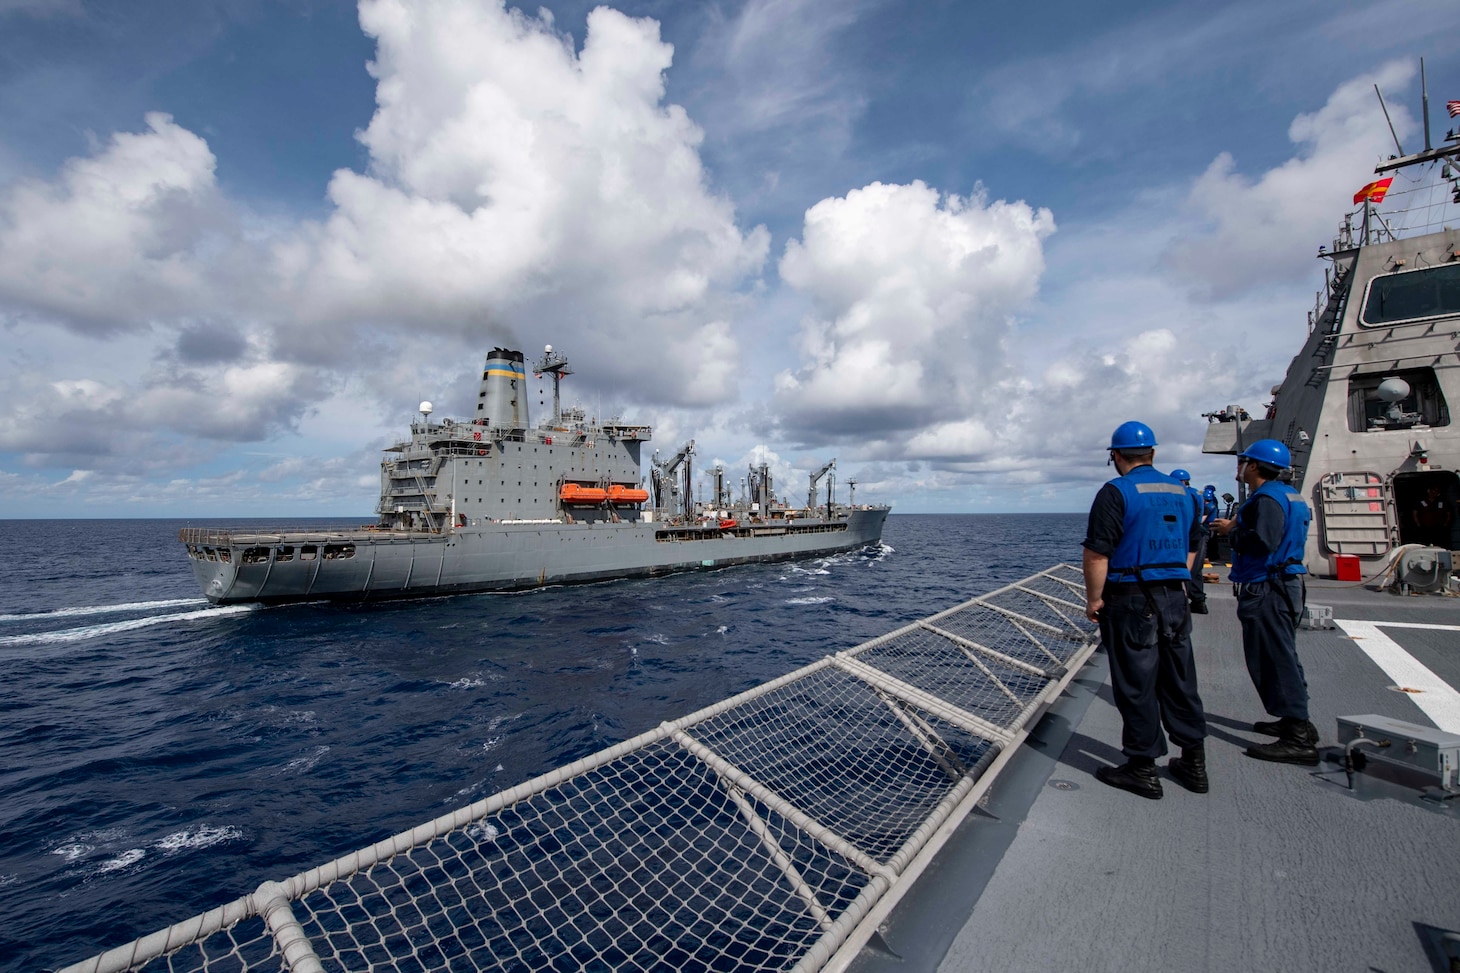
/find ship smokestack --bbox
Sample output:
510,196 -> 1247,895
477,347 -> 528,433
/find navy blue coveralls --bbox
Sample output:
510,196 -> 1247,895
1229,480 -> 1313,722
1083,465 -> 1207,759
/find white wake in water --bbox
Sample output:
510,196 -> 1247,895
0,605 -> 256,646
0,598 -> 206,622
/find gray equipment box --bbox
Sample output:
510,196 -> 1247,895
1337,714 -> 1460,789
1300,604 -> 1333,630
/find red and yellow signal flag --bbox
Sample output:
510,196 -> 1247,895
1353,177 -> 1394,205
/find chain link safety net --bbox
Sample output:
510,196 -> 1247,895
59,564 -> 1097,973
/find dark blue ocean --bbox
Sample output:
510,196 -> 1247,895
0,513 -> 1084,972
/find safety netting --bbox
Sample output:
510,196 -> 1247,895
59,564 -> 1097,973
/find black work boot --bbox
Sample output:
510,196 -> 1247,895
1167,746 -> 1209,793
1245,720 -> 1319,766
1251,717 -> 1317,744
1096,759 -> 1163,800
1190,600 -> 1209,615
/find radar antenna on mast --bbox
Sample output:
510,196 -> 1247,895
533,344 -> 573,423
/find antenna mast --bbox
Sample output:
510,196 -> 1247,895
533,345 -> 572,424
1374,84 -> 1404,157
1421,57 -> 1432,153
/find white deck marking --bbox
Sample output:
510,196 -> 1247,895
1334,620 -> 1460,732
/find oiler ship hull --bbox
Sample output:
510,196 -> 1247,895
182,507 -> 889,605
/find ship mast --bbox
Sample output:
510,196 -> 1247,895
1368,58 -> 1460,246
534,345 -> 573,424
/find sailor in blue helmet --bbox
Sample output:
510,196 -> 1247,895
1210,439 -> 1318,765
1201,484 -> 1222,567
1169,469 -> 1208,614
1082,421 -> 1208,799
1201,485 -> 1220,529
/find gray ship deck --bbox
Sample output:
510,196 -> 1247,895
853,577 -> 1460,973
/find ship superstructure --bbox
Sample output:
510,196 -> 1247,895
1202,110 -> 1460,581
180,345 -> 888,604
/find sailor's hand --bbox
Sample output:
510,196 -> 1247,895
1209,517 -> 1234,536
1085,597 -> 1103,623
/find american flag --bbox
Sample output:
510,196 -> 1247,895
1449,99 -> 1460,118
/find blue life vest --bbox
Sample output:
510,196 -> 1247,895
1107,466 -> 1194,583
1229,480 -> 1311,583
1183,485 -> 1205,532
1201,490 -> 1219,527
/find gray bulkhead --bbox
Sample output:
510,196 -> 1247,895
1205,227 -> 1460,574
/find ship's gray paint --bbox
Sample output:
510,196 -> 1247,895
180,344 -> 888,604
183,510 -> 888,604
848,580 -> 1460,973
1202,187 -> 1460,576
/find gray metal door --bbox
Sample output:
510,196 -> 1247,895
1318,471 -> 1392,555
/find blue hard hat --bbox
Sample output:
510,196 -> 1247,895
1203,484 -> 1217,498
1238,439 -> 1291,468
1170,468 -> 1191,483
1109,421 -> 1157,450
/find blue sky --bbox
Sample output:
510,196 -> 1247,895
1,0 -> 1457,517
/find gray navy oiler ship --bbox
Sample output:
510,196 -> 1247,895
180,345 -> 889,604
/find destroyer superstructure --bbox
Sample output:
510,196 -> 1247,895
180,345 -> 888,604
1202,109 -> 1460,581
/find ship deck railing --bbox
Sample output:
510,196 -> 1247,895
58,564 -> 1098,973
178,526 -> 448,547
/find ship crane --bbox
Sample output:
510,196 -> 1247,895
747,463 -> 774,514
807,459 -> 836,510
651,440 -> 695,516
709,465 -> 729,508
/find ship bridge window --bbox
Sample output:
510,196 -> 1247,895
1360,263 -> 1460,326
1347,367 -> 1449,432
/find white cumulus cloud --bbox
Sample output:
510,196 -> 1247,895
0,112 -> 239,332
272,0 -> 769,402
774,180 -> 1054,445
0,0 -> 772,487
1163,60 -> 1415,300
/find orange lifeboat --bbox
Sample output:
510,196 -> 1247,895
607,485 -> 650,505
718,518 -> 738,529
559,483 -> 608,504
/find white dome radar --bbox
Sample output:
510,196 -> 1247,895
1376,378 -> 1410,403
419,401 -> 434,416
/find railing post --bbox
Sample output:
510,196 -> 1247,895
252,881 -> 324,973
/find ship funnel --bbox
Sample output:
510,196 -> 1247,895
477,347 -> 528,433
